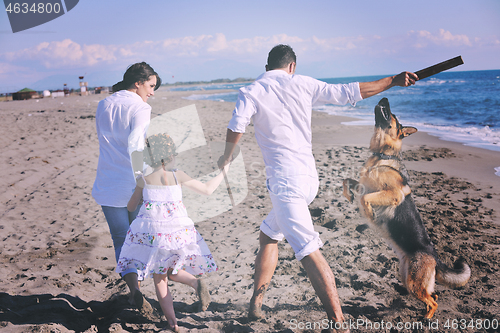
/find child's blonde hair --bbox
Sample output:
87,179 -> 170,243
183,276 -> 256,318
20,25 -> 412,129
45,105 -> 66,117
144,133 -> 177,168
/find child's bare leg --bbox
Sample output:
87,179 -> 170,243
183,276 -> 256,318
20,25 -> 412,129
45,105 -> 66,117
154,273 -> 178,331
167,269 -> 197,288
167,269 -> 211,311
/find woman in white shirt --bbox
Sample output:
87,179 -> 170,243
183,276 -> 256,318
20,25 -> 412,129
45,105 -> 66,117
92,62 -> 161,305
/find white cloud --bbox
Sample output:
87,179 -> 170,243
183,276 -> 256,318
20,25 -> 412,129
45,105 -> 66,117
409,29 -> 472,49
311,35 -> 365,51
0,34 -> 270,80
2,30 -> 480,70
1,29 -> 497,88
82,43 -> 117,65
157,33 -> 303,57
4,39 -> 117,68
207,33 -> 228,52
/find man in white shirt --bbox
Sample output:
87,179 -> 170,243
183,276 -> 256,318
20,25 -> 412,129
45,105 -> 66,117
220,44 -> 418,328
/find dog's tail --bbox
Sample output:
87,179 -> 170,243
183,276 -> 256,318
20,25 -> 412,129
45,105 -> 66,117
435,257 -> 471,288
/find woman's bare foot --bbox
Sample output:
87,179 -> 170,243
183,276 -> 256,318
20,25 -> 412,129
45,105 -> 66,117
196,278 -> 211,311
133,290 -> 156,320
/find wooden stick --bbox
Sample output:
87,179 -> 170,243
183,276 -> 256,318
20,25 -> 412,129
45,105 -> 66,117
415,56 -> 464,80
222,169 -> 235,208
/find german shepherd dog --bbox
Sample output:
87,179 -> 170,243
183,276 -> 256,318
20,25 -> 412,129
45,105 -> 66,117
343,98 -> 470,319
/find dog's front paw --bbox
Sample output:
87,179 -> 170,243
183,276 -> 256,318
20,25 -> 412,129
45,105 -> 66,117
361,198 -> 375,220
343,178 -> 358,203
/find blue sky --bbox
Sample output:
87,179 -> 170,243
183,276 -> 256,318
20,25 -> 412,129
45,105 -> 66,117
1,0 -> 499,92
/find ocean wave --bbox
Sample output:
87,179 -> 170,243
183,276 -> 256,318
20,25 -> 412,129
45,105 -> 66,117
418,78 -> 447,86
334,112 -> 500,152
416,78 -> 467,86
412,123 -> 500,151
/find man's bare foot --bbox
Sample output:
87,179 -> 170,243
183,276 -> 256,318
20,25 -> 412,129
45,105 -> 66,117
248,296 -> 263,320
197,278 -> 211,311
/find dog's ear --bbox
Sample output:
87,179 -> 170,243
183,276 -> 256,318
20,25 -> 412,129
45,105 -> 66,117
402,126 -> 417,137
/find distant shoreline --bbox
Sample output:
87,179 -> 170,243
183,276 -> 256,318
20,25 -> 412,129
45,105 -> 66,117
162,77 -> 254,88
5,68 -> 499,96
0,78 -> 256,99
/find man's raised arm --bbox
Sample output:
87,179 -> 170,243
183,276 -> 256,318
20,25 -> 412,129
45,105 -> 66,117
359,71 -> 419,99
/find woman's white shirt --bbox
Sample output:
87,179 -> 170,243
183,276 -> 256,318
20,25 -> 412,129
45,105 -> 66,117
92,90 -> 151,207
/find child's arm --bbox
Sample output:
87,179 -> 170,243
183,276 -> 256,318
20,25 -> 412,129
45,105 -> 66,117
176,164 -> 230,196
127,177 -> 144,212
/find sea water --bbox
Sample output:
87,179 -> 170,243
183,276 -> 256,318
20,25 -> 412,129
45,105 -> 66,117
177,70 -> 500,174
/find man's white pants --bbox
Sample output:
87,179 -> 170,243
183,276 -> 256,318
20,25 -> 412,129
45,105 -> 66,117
260,175 -> 323,261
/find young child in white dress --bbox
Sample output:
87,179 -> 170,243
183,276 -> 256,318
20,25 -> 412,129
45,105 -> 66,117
116,133 -> 230,331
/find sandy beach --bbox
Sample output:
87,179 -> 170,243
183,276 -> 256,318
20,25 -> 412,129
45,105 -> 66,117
1,87 -> 499,332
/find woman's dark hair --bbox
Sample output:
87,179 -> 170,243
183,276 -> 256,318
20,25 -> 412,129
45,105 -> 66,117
143,133 -> 177,168
112,62 -> 162,92
267,44 -> 296,70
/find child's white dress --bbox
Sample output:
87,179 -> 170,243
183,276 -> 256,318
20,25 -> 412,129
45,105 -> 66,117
116,173 -> 217,279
